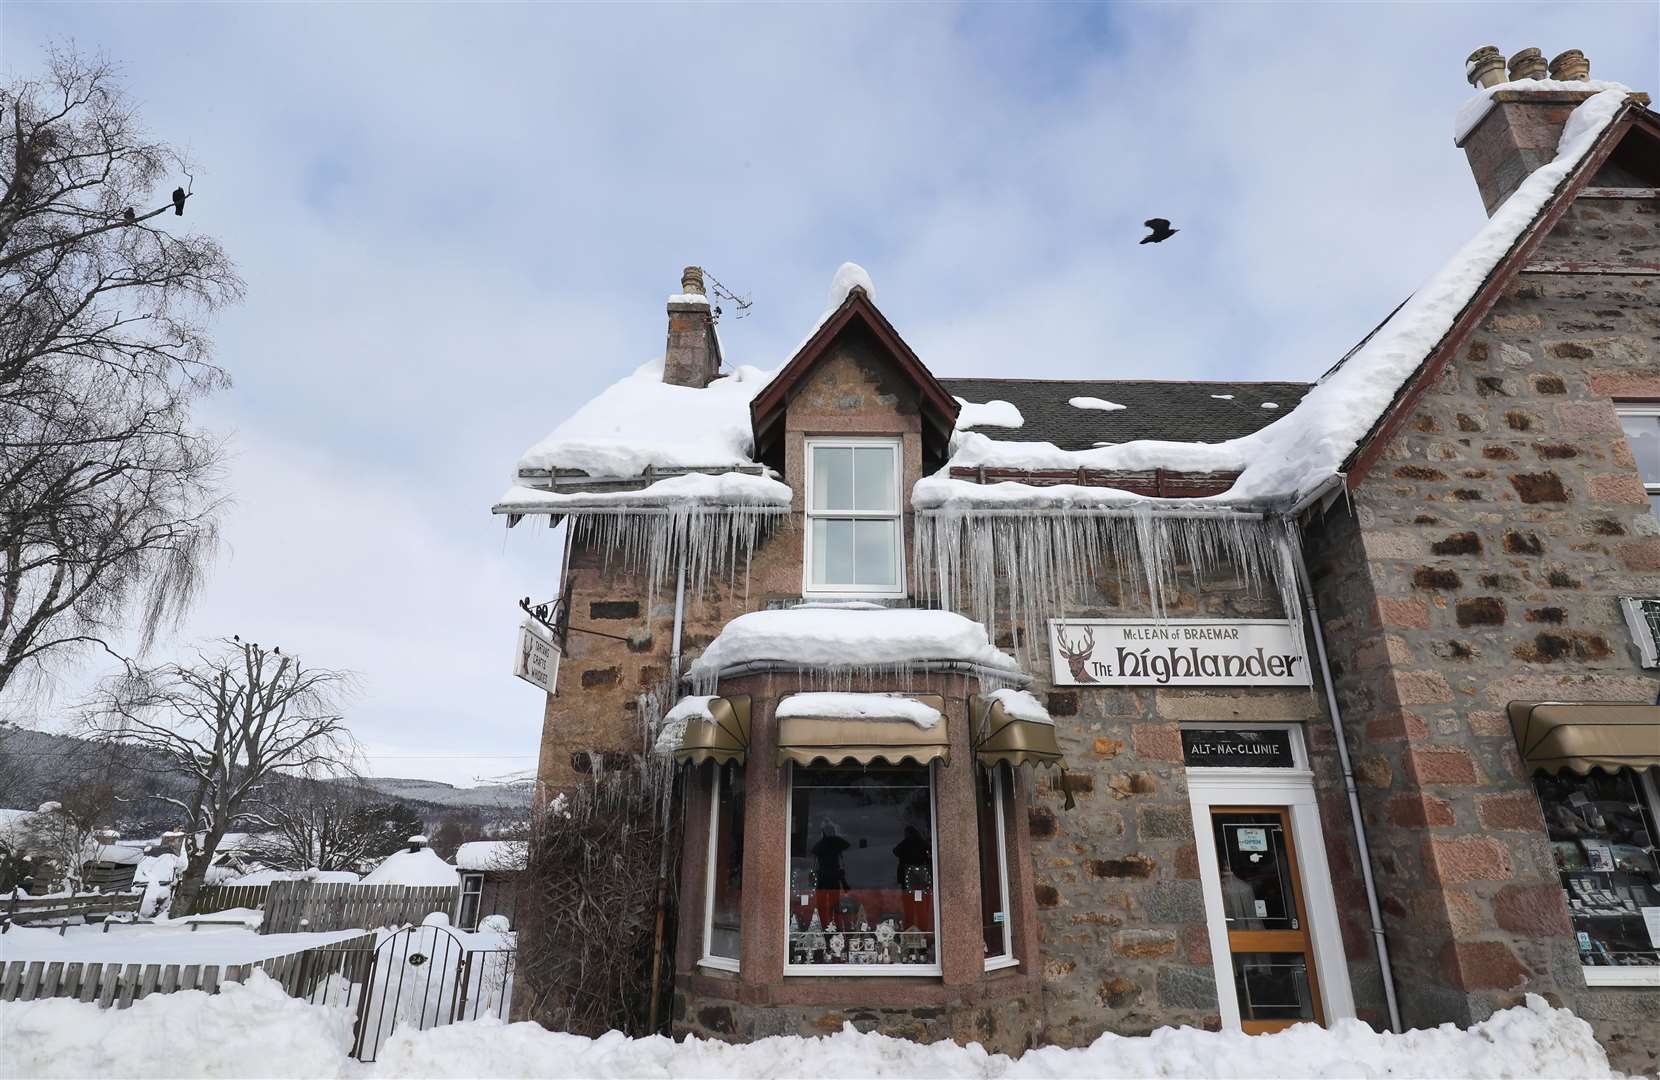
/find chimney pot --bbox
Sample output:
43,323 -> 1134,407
1507,47 -> 1548,82
680,265 -> 705,296
1548,49 -> 1590,82
1467,46 -> 1507,89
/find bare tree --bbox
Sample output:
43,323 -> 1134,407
0,47 -> 241,696
88,639 -> 357,913
242,780 -> 383,873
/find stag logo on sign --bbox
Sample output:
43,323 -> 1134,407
1048,619 -> 1309,687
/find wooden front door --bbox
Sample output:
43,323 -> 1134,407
1209,806 -> 1324,1033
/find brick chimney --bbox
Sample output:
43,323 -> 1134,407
662,265 -> 723,388
1456,45 -> 1600,216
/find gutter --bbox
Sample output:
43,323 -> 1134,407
1290,521 -> 1404,1034
685,658 -> 1033,687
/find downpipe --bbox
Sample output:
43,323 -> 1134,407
647,554 -> 688,1034
1292,526 -> 1404,1034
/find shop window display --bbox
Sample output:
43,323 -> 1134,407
1534,769 -> 1660,971
786,766 -> 937,970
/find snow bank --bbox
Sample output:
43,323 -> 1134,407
1068,396 -> 1126,412
454,841 -> 528,873
514,359 -> 777,480
494,472 -> 791,514
0,924 -> 363,966
983,688 -> 1052,725
1453,78 -> 1630,142
687,605 -> 1021,685
362,847 -> 460,888
955,397 -> 1024,430
777,692 -> 942,729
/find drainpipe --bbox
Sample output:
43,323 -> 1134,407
1290,515 -> 1404,1034
647,552 -> 688,1034
669,559 -> 688,685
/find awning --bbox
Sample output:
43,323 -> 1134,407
1507,701 -> 1660,774
776,694 -> 949,767
972,693 -> 1064,769
673,696 -> 751,767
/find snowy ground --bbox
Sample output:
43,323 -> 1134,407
0,973 -> 1617,1079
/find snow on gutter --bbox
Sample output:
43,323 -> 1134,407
492,472 -> 791,516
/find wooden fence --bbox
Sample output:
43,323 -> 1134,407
0,931 -> 376,1008
3,891 -> 141,928
187,884 -> 269,916
261,881 -> 458,934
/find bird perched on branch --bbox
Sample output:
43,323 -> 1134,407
1140,218 -> 1178,244
122,207 -> 136,225
172,187 -> 187,216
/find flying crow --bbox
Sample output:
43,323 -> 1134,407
122,207 -> 136,225
1140,218 -> 1178,244
172,187 -> 187,216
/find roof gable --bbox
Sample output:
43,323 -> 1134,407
749,289 -> 960,461
1344,100 -> 1657,489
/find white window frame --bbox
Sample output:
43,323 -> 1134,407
782,761 -> 943,977
1570,767 -> 1660,988
457,872 -> 484,930
981,763 -> 1017,971
1617,403 -> 1660,519
1181,721 -> 1356,1030
802,436 -> 906,599
700,766 -> 741,973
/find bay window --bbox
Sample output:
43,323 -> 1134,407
977,763 -> 1015,969
1532,767 -> 1660,985
785,765 -> 938,972
702,762 -> 745,970
803,438 -> 904,597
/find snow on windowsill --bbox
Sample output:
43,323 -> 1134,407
495,472 -> 792,514
777,692 -> 942,729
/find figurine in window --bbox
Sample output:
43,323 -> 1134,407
812,821 -> 851,891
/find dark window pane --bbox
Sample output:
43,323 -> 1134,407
976,765 -> 1010,960
1534,768 -> 1660,968
1212,813 -> 1299,931
787,766 -> 936,967
1232,952 -> 1315,1021
708,762 -> 745,961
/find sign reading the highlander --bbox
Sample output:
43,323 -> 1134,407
1048,619 -> 1310,687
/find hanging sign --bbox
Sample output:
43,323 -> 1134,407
1049,619 -> 1309,687
1182,728 -> 1296,768
513,620 -> 560,694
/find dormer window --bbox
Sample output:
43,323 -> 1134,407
803,437 -> 904,597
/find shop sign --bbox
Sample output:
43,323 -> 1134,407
1048,619 -> 1310,687
1181,728 -> 1296,769
513,620 -> 559,693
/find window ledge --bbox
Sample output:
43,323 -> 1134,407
784,964 -> 942,978
698,956 -> 740,974
983,956 -> 1019,973
1582,966 -> 1660,987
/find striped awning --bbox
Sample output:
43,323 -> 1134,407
673,696 -> 750,767
972,694 -> 1064,769
776,694 -> 949,767
1507,701 -> 1660,774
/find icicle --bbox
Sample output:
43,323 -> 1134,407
914,507 -> 1304,666
569,504 -> 784,616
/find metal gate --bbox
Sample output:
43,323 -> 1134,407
351,922 -> 517,1062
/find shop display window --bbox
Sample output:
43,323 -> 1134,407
703,762 -> 745,969
785,766 -> 938,972
1534,769 -> 1660,978
976,763 -> 1014,967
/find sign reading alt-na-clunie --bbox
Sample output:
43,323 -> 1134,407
1048,619 -> 1310,687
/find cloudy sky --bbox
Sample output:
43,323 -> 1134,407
4,3 -> 1655,786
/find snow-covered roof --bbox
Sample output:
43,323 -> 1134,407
84,843 -> 147,866
513,358 -> 777,481
361,847 -> 460,888
494,471 -> 790,515
955,397 -> 1023,430
688,603 -> 1022,681
776,692 -> 942,729
226,867 -> 361,887
454,841 -> 528,873
1454,78 -> 1631,142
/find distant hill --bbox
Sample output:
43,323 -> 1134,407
352,776 -> 534,813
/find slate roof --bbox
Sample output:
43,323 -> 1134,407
938,378 -> 1313,451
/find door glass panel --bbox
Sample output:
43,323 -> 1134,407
853,446 -> 896,511
813,447 -> 853,511
1212,813 -> 1298,931
1232,952 -> 1315,1022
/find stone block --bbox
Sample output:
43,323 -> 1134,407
1136,806 -> 1194,842
1406,747 -> 1479,786
1092,736 -> 1125,758
1375,597 -> 1430,629
1387,670 -> 1454,705
1589,474 -> 1651,505
1388,794 -> 1456,827
1155,965 -> 1218,1010
1509,473 -> 1569,503
1131,725 -> 1183,762
1142,881 -> 1206,922
1494,883 -> 1572,936
1113,929 -> 1178,959
1440,941 -> 1529,991
1086,854 -> 1157,879
1477,791 -> 1544,831
1455,597 -> 1506,627
1424,835 -> 1512,884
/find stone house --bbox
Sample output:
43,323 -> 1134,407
493,51 -> 1660,1073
